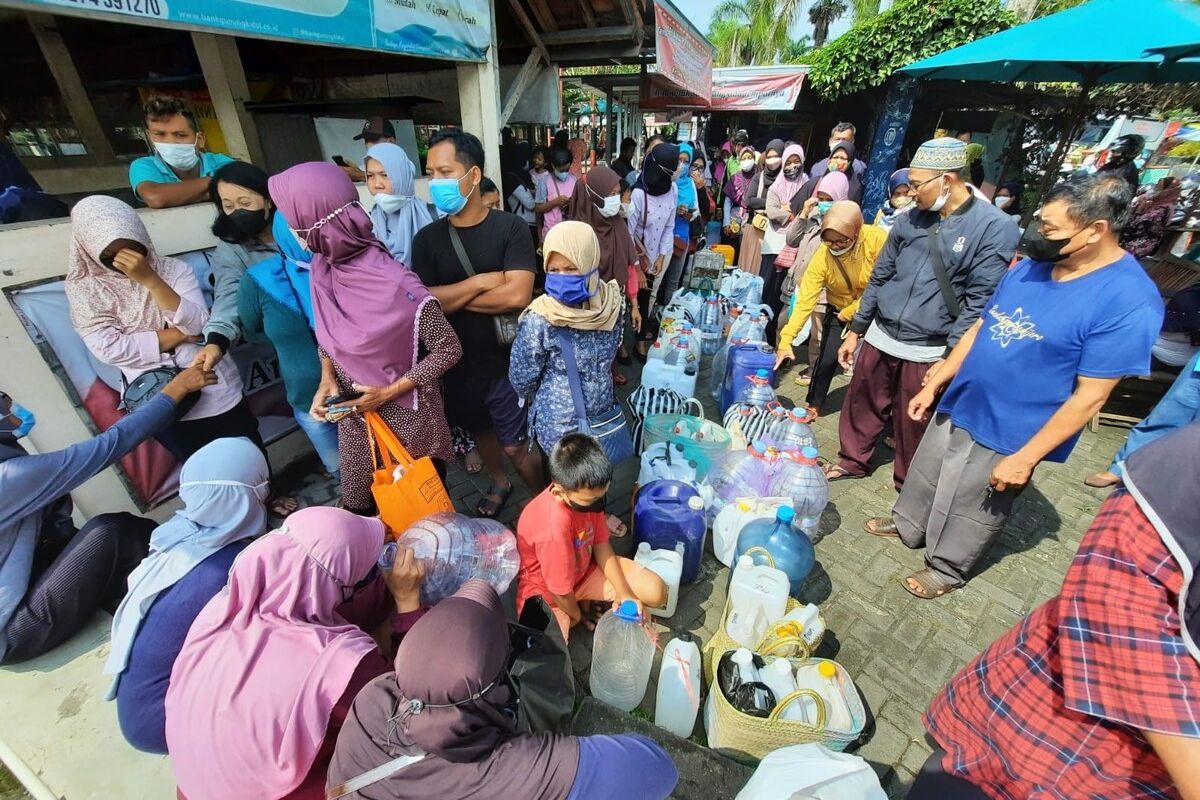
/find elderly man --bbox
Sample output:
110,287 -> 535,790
869,174 -> 1163,598
831,137 -> 1018,489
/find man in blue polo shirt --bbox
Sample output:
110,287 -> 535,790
865,174 -> 1163,599
128,96 -> 234,209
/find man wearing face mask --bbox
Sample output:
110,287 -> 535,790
832,137 -> 1018,491
129,96 -> 234,210
411,129 -> 541,519
808,122 -> 867,182
0,369 -> 214,663
865,174 -> 1162,600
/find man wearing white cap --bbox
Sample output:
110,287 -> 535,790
829,137 -> 1018,490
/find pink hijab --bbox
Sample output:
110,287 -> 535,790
768,143 -> 808,208
164,507 -> 385,800
269,162 -> 434,409
816,171 -> 850,202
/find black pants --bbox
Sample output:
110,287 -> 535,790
907,747 -> 990,800
155,398 -> 265,465
806,312 -> 845,412
760,253 -> 785,346
3,512 -> 154,664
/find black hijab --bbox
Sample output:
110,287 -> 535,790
791,141 -> 863,212
634,143 -> 681,197
208,161 -> 274,245
759,138 -> 785,195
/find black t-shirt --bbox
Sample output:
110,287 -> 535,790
411,209 -> 538,378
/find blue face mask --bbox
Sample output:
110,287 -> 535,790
3,400 -> 35,439
545,269 -> 595,305
817,201 -> 833,216
428,172 -> 475,216
553,169 -> 571,182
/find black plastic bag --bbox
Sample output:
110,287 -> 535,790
508,597 -> 575,734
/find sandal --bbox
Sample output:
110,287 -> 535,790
476,482 -> 513,519
901,568 -> 960,599
606,514 -> 629,538
612,369 -> 628,387
819,459 -> 857,481
1083,471 -> 1120,488
463,448 -> 484,475
864,517 -> 900,538
270,495 -> 299,517
793,374 -> 812,387
883,436 -> 896,450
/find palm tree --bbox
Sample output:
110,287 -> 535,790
710,0 -> 806,65
808,0 -> 848,49
849,0 -> 881,21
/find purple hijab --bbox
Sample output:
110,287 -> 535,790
724,145 -> 759,207
269,162 -> 432,409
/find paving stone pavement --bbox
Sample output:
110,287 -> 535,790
274,353 -> 1133,799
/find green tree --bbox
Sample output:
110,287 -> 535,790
808,0 -> 848,48
709,0 -> 805,65
849,0 -> 882,20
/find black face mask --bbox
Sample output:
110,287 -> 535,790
228,208 -> 270,238
783,165 -> 802,179
566,495 -> 607,514
1022,227 -> 1081,263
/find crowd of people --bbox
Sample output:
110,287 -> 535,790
0,94 -> 1197,799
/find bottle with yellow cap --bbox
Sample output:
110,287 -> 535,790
794,660 -> 854,732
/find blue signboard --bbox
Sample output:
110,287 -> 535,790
8,0 -> 491,61
862,75 -> 919,222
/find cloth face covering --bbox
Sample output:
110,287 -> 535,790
545,269 -> 596,305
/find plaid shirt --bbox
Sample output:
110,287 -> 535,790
925,491 -> 1200,799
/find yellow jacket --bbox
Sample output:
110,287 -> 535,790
779,224 -> 888,344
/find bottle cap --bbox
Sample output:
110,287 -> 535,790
637,542 -> 650,554
755,368 -> 769,378
678,631 -> 695,644
818,661 -> 838,679
614,599 -> 642,622
776,506 -> 796,524
687,496 -> 705,511
736,500 -> 753,512
731,647 -> 753,664
751,440 -> 767,454
737,554 -> 753,569
801,446 -> 819,459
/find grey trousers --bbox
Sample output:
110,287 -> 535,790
892,414 -> 1017,585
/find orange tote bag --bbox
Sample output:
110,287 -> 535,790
363,411 -> 453,536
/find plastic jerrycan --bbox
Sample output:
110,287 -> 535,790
721,344 -> 776,414
794,660 -> 854,732
654,633 -> 702,737
711,497 -> 791,566
635,541 -> 685,618
725,555 -> 790,649
589,600 -> 654,712
633,481 -> 707,584
735,505 -> 816,597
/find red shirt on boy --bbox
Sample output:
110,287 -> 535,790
515,487 -> 609,614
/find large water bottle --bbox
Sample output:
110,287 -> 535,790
702,443 -> 773,523
711,337 -> 747,401
663,333 -> 697,377
771,446 -> 830,543
735,505 -> 816,597
778,410 -> 817,452
590,599 -> 655,711
721,305 -> 742,340
655,633 -> 702,737
735,369 -> 777,407
699,295 -> 723,356
387,512 -> 520,605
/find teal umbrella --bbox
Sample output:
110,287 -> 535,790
900,0 -> 1200,83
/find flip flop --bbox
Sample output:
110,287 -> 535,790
901,568 -> 959,599
793,374 -> 812,387
463,448 -> 484,475
270,496 -> 299,518
819,459 -> 858,482
1083,472 -> 1120,488
476,482 -> 513,519
864,517 -> 900,538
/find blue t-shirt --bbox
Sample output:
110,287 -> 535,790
115,540 -> 248,754
565,734 -> 678,800
128,151 -> 235,199
938,254 -> 1163,462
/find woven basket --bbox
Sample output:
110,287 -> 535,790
702,598 -> 824,686
706,654 -> 867,759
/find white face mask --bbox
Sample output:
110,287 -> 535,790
374,193 -> 408,214
829,242 -> 855,256
599,195 -> 622,218
620,201 -> 634,218
154,141 -> 199,171
740,159 -> 755,173
994,195 -> 1013,209
928,175 -> 950,213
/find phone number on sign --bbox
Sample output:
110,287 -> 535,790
50,0 -> 167,18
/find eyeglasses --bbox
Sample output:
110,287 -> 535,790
909,174 -> 947,193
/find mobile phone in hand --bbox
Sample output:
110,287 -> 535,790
331,156 -> 348,167
326,390 -> 363,406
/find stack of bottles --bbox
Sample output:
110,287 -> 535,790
387,512 -> 520,605
701,444 -> 829,540
640,413 -> 733,480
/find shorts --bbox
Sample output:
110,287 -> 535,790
444,372 -> 529,448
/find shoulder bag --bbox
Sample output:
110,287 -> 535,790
121,349 -> 198,418
927,223 -> 963,320
553,327 -> 635,463
447,223 -> 521,346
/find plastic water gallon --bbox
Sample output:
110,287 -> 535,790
699,295 -> 723,356
654,633 -> 702,737
712,497 -> 792,566
794,661 -> 855,733
735,506 -> 816,597
590,600 -> 654,711
721,344 -> 776,414
778,410 -> 817,452
771,447 -> 830,542
390,513 -> 519,605
737,369 -> 777,407
725,555 -> 790,649
701,443 -> 772,524
633,480 -> 707,583
635,541 -> 685,618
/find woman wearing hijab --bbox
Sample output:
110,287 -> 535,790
509,222 -> 624,457
690,151 -> 720,245
658,143 -> 701,305
775,202 -> 887,417
567,166 -> 638,385
723,145 -> 758,256
874,168 -> 914,231
164,506 -> 426,800
105,437 -> 269,754
737,138 -> 784,275
238,211 -> 340,479
1122,176 -> 1181,259
628,143 -> 681,358
761,143 -> 807,343
65,195 -> 255,463
790,141 -> 863,211
363,143 -> 435,268
327,580 -> 678,800
269,163 -> 462,517
991,181 -> 1023,222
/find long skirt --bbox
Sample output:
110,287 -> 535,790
737,220 -> 764,273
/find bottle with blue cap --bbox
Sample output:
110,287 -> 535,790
771,446 -> 830,543
735,368 -> 777,407
734,503 -> 816,597
589,599 -> 655,711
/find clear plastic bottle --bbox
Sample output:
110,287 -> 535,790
771,446 -> 830,543
699,296 -> 723,356
590,599 -> 654,711
702,443 -> 773,523
711,337 -> 748,401
777,410 -> 817,452
735,369 -> 777,408
663,333 -> 697,377
390,512 -> 520,605
735,505 -> 816,597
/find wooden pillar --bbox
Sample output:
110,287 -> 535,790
456,10 -> 503,187
26,13 -> 115,161
191,32 -> 265,166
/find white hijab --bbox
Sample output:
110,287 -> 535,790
104,437 -> 269,697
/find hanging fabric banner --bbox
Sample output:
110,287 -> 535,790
862,75 -> 920,223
